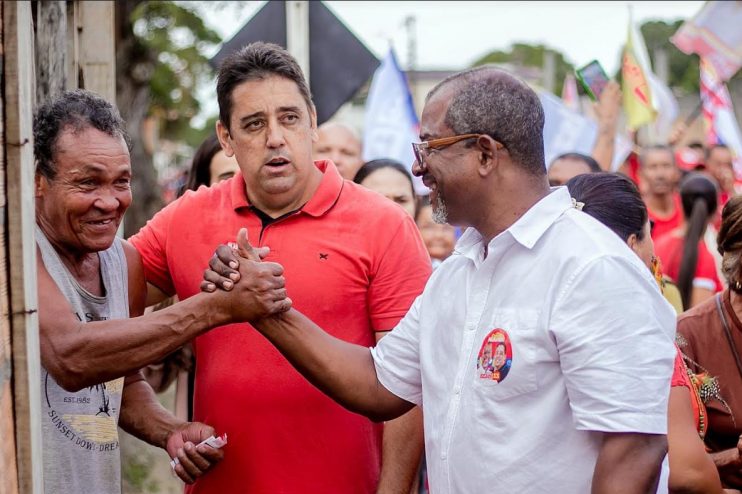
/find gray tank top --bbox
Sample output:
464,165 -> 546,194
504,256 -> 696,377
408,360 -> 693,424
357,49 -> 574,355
36,226 -> 129,494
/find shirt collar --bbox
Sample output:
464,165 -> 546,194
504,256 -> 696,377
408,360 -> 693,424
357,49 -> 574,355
453,186 -> 574,261
230,159 -> 344,217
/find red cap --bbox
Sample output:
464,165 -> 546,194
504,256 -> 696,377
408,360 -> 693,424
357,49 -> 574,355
675,147 -> 705,171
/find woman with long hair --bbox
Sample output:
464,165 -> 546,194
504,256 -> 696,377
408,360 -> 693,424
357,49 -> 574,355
655,173 -> 723,308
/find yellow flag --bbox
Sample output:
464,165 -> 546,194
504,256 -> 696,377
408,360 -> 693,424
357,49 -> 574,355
622,23 -> 656,130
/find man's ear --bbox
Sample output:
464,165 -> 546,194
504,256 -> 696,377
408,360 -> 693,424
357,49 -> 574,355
35,173 -> 46,198
477,135 -> 499,176
309,106 -> 319,142
216,120 -> 235,157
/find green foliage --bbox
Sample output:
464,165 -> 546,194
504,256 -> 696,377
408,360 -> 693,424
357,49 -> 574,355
472,43 -> 574,95
640,20 -> 699,94
131,1 -> 221,141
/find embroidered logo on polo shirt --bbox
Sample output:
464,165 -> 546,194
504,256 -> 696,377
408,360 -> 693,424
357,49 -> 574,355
319,253 -> 329,260
476,329 -> 513,383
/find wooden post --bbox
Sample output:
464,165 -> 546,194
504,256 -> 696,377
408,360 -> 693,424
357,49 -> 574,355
35,1 -> 67,108
286,1 -> 310,86
77,1 -> 115,102
3,1 -> 44,493
0,2 -> 21,492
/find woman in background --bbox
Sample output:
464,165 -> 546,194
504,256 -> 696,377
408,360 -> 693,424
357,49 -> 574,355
655,173 -> 723,309
567,172 -> 727,494
679,195 -> 742,491
354,159 -> 417,218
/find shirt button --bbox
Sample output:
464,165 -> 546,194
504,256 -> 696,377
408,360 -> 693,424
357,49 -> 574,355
454,386 -> 461,395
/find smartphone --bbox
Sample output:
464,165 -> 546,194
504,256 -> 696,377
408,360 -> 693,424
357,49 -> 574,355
575,60 -> 610,102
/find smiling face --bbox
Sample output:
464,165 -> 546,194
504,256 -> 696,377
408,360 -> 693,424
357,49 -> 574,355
413,85 -> 477,227
35,126 -> 132,257
217,75 -> 321,215
493,343 -> 507,369
416,204 -> 456,260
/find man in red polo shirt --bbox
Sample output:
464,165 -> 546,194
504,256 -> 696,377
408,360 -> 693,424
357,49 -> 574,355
129,42 -> 431,493
640,145 -> 683,241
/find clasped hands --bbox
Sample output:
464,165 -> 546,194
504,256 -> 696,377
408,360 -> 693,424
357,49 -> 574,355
200,228 -> 291,321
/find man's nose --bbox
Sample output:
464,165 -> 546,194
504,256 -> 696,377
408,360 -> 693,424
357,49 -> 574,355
94,189 -> 120,211
412,159 -> 425,177
266,123 -> 286,148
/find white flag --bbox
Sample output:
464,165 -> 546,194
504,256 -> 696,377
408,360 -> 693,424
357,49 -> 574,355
362,49 -> 425,194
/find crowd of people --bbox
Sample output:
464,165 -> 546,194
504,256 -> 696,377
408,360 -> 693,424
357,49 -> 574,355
33,40 -> 742,494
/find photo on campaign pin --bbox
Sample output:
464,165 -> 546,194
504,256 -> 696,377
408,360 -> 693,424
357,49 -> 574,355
476,329 -> 513,383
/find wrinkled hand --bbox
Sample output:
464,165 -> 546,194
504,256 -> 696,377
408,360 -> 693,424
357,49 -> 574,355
201,229 -> 291,321
594,81 -> 621,132
166,422 -> 224,484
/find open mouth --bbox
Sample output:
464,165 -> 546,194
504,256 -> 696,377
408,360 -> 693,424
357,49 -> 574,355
265,157 -> 291,167
88,218 -> 115,226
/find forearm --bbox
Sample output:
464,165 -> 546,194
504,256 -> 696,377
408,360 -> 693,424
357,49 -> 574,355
377,407 -> 424,494
119,376 -> 185,450
254,309 -> 413,422
592,432 -> 667,494
42,292 -> 231,391
591,129 -> 616,172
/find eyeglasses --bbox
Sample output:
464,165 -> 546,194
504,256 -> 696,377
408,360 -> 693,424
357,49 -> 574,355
412,133 -> 503,166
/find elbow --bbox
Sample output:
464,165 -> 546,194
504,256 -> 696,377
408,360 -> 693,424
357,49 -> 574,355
46,361 -> 89,392
42,343 -> 94,392
669,470 -> 718,494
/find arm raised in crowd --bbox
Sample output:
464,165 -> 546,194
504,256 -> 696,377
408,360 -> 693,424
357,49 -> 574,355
38,240 -> 290,391
202,229 -> 414,422
591,81 -> 621,172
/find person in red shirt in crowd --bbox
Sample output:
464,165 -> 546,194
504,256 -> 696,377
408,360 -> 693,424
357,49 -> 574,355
641,145 -> 684,241
703,144 -> 737,232
655,173 -> 723,309
129,42 -> 431,494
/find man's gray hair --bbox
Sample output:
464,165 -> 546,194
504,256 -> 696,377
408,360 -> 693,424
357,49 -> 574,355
33,89 -> 129,179
427,66 -> 546,175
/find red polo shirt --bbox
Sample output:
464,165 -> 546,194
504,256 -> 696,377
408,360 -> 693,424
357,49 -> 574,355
129,160 -> 431,494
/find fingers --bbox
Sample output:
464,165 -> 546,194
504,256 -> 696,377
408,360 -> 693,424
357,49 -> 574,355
173,442 -> 204,484
203,267 -> 234,292
209,251 -> 240,281
255,246 -> 270,260
215,244 -> 239,271
237,228 -> 261,262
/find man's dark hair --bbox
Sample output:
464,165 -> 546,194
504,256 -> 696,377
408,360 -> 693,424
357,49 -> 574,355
216,42 -> 313,131
688,141 -> 705,151
706,143 -> 730,159
33,89 -> 129,180
566,172 -> 648,243
639,144 -> 675,168
552,152 -> 602,173
427,66 -> 546,176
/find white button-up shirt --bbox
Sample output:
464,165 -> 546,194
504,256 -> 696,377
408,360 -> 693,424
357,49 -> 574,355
372,187 -> 676,493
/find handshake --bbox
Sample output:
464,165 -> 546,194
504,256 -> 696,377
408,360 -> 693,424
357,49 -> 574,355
200,228 -> 292,322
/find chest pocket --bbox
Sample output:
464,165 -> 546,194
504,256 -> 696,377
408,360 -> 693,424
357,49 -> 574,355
472,308 -> 540,399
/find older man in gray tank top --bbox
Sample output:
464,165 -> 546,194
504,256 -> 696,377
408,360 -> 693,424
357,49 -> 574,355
35,90 -> 291,493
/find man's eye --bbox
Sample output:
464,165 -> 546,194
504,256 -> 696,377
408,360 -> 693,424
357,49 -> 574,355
245,121 -> 263,130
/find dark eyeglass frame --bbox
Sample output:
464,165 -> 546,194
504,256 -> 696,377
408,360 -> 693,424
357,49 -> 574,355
412,133 -> 503,166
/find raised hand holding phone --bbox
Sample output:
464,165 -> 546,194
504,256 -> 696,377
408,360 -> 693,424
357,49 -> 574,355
576,60 -> 610,102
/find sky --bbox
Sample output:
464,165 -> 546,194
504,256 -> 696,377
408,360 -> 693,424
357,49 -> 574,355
197,1 -> 705,75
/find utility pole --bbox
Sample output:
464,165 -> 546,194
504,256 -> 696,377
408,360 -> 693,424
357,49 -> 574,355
286,1 -> 310,86
404,15 -> 417,106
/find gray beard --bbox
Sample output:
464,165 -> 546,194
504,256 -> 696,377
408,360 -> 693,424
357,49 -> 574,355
432,193 -> 448,224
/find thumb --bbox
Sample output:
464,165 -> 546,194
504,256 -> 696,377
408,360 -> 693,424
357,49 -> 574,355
236,228 -> 261,262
